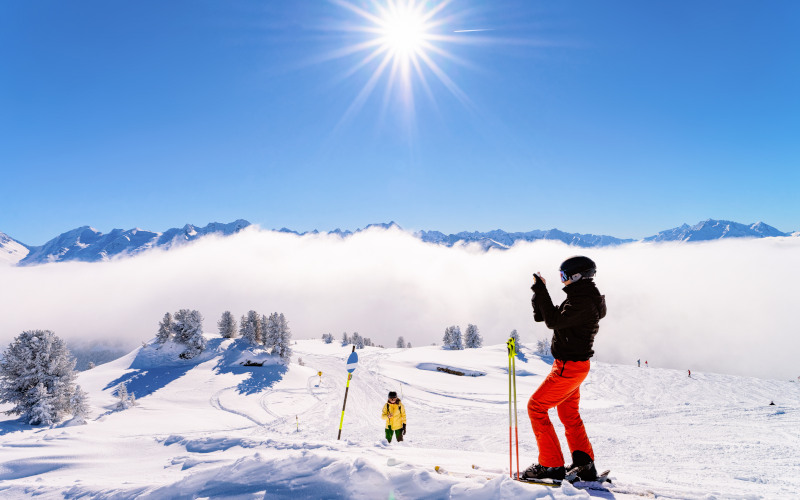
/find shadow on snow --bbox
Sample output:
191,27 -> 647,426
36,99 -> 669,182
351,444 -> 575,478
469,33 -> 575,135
103,338 -> 228,398
213,339 -> 288,396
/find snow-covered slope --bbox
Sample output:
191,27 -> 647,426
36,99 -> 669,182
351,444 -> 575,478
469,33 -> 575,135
18,220 -> 251,266
0,231 -> 28,266
643,219 -> 788,242
1,339 -> 798,499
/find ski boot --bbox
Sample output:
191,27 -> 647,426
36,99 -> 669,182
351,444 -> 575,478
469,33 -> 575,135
566,450 -> 598,481
521,463 -> 566,481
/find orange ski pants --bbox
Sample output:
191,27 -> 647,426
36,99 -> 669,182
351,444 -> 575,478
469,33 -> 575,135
527,359 -> 594,467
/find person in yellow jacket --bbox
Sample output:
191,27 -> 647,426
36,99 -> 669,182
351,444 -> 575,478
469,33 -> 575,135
381,391 -> 406,442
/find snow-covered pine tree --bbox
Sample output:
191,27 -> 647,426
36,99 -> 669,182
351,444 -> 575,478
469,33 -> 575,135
352,332 -> 365,349
322,333 -> 334,344
70,385 -> 89,422
261,314 -> 269,346
442,326 -> 453,348
173,309 -> 206,359
218,311 -> 237,339
465,324 -> 483,348
264,312 -> 280,351
535,336 -> 551,356
341,332 -> 350,346
0,330 -> 81,425
156,312 -> 173,344
244,310 -> 262,344
396,336 -> 405,348
275,313 -> 293,362
29,383 -> 55,426
116,383 -> 129,410
509,329 -> 522,350
240,313 -> 257,344
451,326 -> 463,350
443,325 -> 464,350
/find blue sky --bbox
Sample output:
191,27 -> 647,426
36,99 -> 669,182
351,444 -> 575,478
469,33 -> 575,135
1,0 -> 798,245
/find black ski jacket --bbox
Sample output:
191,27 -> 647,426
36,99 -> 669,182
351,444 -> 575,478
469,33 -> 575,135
532,279 -> 606,361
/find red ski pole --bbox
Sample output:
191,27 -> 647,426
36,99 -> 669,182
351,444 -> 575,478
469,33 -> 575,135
507,338 -> 514,478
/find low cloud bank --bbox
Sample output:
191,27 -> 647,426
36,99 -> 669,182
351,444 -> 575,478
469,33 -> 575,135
1,226 -> 798,381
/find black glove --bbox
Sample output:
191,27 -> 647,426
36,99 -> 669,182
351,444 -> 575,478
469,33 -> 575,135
531,273 -> 546,292
402,423 -> 406,435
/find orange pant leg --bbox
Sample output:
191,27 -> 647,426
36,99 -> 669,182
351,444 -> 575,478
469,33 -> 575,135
527,360 -> 592,467
556,383 -> 594,461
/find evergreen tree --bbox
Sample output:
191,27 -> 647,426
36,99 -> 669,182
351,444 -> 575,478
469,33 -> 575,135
443,325 -> 463,350
29,383 -> 55,426
322,333 -> 334,344
172,309 -> 206,359
70,385 -> 89,421
156,312 -> 173,344
442,326 -> 453,348
265,312 -> 280,350
261,314 -> 269,346
240,313 -> 257,344
275,313 -> 293,361
407,342 -> 412,348
451,326 -> 464,350
116,383 -> 129,410
536,337 -> 552,356
396,336 -> 406,348
341,332 -> 350,346
217,311 -> 237,339
509,329 -> 523,351
352,332 -> 364,349
244,310 -> 262,344
465,324 -> 483,348
0,330 -> 81,425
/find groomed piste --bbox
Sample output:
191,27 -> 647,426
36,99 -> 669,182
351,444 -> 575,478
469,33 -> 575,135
1,338 -> 799,499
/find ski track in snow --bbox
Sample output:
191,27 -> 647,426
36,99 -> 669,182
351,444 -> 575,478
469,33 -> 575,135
1,340 -> 799,499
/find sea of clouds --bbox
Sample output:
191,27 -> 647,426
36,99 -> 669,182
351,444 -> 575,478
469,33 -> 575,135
1,225 -> 798,381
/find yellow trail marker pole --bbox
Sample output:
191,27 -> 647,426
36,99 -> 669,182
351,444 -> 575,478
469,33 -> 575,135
337,346 -> 358,440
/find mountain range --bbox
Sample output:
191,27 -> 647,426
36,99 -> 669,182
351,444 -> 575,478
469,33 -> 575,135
0,218 -> 795,266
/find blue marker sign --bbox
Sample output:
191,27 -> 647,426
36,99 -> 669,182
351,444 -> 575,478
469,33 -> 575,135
346,351 -> 359,373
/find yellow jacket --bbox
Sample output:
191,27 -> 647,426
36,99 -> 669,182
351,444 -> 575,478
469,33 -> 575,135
381,399 -> 406,431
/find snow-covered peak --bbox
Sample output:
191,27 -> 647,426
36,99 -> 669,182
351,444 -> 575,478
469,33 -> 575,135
643,219 -> 789,242
0,231 -> 29,265
18,220 -> 252,266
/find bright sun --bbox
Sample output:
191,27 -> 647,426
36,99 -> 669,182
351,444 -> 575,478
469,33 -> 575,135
378,5 -> 429,59
329,0 -> 470,124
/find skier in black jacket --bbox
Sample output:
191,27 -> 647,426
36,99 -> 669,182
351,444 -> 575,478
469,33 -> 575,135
523,256 -> 606,482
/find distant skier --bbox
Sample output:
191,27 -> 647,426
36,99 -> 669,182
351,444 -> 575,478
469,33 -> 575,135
524,256 -> 606,482
688,369 -> 691,378
645,360 -> 648,368
637,359 -> 640,367
381,391 -> 406,443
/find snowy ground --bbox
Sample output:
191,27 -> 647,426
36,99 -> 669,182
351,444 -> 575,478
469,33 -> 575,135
1,338 -> 799,499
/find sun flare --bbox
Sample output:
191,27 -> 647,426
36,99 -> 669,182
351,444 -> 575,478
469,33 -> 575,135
377,4 -> 429,59
329,0 -> 470,126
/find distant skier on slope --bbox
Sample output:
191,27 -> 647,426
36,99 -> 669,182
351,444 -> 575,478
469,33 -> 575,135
381,391 -> 406,443
524,256 -> 606,482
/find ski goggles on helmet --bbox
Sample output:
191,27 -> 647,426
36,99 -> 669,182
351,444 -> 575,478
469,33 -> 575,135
560,270 -> 570,282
